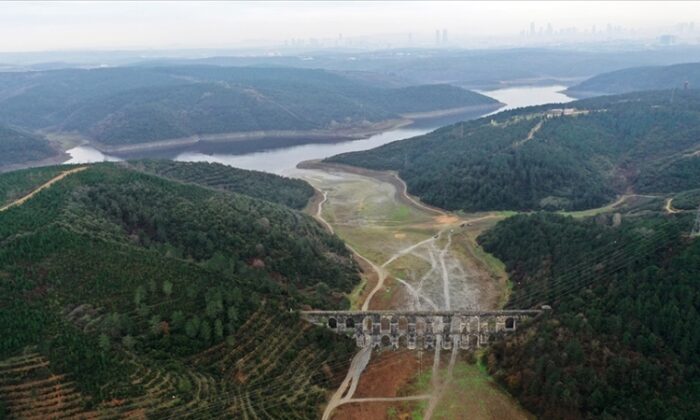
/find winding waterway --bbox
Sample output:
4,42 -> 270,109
65,85 -> 573,174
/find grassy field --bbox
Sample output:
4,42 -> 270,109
397,354 -> 532,420
431,359 -> 532,420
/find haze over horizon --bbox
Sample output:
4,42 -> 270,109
1,1 -> 699,54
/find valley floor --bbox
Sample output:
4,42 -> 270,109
295,161 -> 530,419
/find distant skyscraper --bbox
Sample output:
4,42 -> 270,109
435,29 -> 440,45
546,23 -> 553,35
530,22 -> 535,35
442,29 -> 448,44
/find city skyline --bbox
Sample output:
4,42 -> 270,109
0,1 -> 699,53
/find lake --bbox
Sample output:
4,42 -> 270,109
65,85 -> 573,175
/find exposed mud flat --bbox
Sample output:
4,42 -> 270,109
297,162 -> 508,311
300,162 -> 528,419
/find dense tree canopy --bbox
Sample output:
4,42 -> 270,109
329,90 -> 700,211
567,62 -> 700,97
478,212 -> 700,419
133,160 -> 315,209
0,163 -> 358,416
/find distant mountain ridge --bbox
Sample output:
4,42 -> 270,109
130,47 -> 700,89
0,65 -> 500,152
0,125 -> 57,168
566,62 -> 700,97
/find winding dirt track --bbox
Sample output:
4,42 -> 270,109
308,167 -> 479,419
0,167 -> 87,212
513,119 -> 544,147
665,197 -> 681,214
322,346 -> 372,420
390,172 -> 445,216
310,186 -> 387,312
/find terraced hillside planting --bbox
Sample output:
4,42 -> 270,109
0,163 -> 358,418
328,90 -> 700,212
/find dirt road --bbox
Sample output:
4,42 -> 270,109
0,167 -> 86,212
301,163 -> 514,419
309,185 -> 387,312
665,197 -> 681,214
322,346 -> 372,420
513,119 -> 544,147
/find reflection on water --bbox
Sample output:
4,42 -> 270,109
66,146 -> 120,164
478,85 -> 573,113
65,85 -> 574,175
175,127 -> 428,175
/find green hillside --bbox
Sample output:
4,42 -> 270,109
567,62 -> 700,97
0,66 -> 500,148
0,165 -> 64,207
0,125 -> 56,168
132,160 -> 315,210
478,211 -> 700,419
328,90 -> 700,212
0,163 -> 358,418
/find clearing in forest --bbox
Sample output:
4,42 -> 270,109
295,161 -> 525,419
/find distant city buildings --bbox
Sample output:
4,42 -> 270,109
434,28 -> 448,46
278,20 -> 698,52
518,20 -> 697,47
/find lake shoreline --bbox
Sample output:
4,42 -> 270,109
81,103 -> 503,156
62,85 -> 571,172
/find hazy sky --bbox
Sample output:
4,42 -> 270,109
1,1 -> 698,52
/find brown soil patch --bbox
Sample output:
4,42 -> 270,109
354,350 -> 421,398
368,277 -> 411,310
393,233 -> 406,239
434,214 -> 459,225
333,401 -> 417,420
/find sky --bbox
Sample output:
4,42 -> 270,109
1,1 -> 698,52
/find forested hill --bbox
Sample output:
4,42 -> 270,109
328,89 -> 700,212
0,66 -> 499,149
0,163 -> 358,418
566,62 -> 700,98
0,124 -> 57,168
132,160 -> 314,209
478,212 -> 700,419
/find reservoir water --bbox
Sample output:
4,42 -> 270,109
66,85 -> 573,175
